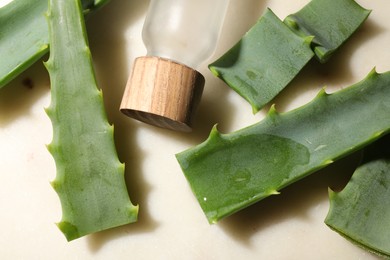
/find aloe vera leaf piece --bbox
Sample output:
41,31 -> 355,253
0,0 -> 109,89
0,0 -> 47,88
209,0 -> 369,113
45,0 -> 138,241
284,0 -> 370,63
325,135 -> 390,257
209,9 -> 314,114
176,69 -> 390,224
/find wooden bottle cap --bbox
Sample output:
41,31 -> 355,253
120,56 -> 205,132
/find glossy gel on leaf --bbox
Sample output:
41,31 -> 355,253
209,0 -> 370,113
325,135 -> 390,258
176,69 -> 390,224
45,0 -> 138,241
0,0 -> 109,89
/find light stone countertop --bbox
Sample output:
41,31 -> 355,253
0,0 -> 388,259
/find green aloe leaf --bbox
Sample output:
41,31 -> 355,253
0,0 -> 109,89
209,0 -> 370,113
45,0 -> 138,241
325,135 -> 390,258
285,0 -> 371,62
176,69 -> 390,224
209,9 -> 314,114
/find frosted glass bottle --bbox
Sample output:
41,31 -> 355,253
143,0 -> 230,69
121,0 -> 230,132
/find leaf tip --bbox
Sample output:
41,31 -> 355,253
327,187 -> 337,197
268,189 -> 280,195
304,35 -> 315,46
205,124 -> 225,145
368,67 -> 379,78
267,104 -> 279,117
56,221 -> 80,242
251,104 -> 261,114
46,143 -> 54,154
208,65 -> 221,78
40,44 -> 49,52
50,179 -> 60,191
43,60 -> 54,71
315,87 -> 329,99
371,130 -> 385,140
128,204 -> 140,221
323,159 -> 334,166
119,162 -> 125,172
210,124 -> 221,138
44,106 -> 51,116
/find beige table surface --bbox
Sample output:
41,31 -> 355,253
0,0 -> 388,259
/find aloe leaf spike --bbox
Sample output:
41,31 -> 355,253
176,69 -> 390,224
45,0 -> 138,241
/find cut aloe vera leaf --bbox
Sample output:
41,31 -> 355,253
284,0 -> 370,62
209,9 -> 314,114
176,69 -> 390,224
45,0 -> 138,241
325,135 -> 390,258
209,0 -> 369,113
0,0 -> 109,89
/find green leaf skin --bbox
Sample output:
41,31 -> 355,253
176,69 -> 390,224
285,0 -> 371,63
209,0 -> 369,113
0,0 -> 109,89
45,0 -> 138,241
0,0 -> 47,88
325,135 -> 390,258
209,9 -> 314,114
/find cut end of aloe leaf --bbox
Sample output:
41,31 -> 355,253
325,135 -> 390,257
57,204 -> 139,241
57,221 -> 80,242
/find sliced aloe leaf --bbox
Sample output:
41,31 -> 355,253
209,9 -> 314,114
0,0 -> 109,89
325,135 -> 390,258
285,0 -> 370,62
0,0 -> 47,88
209,0 -> 369,113
45,0 -> 138,241
176,69 -> 390,224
